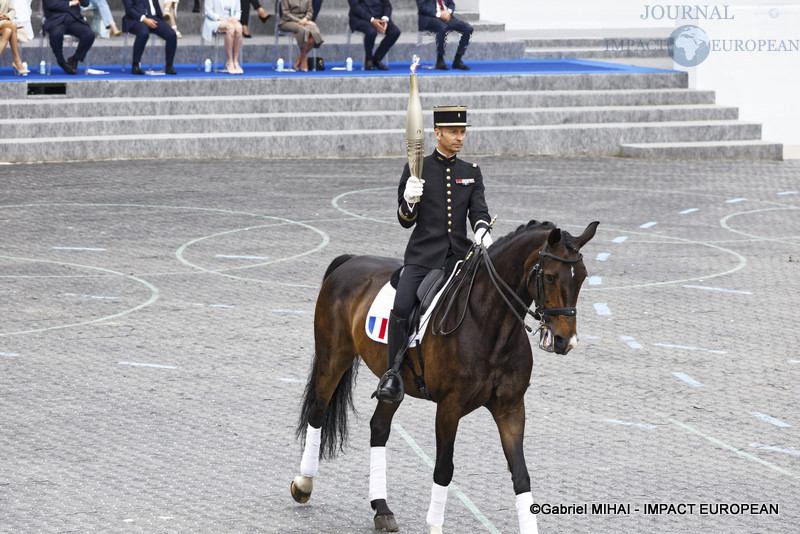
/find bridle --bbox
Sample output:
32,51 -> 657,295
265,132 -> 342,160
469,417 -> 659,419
432,238 -> 583,336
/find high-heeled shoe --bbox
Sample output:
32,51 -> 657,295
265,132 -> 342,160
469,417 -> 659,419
258,9 -> 271,22
242,25 -> 252,38
13,61 -> 30,75
293,56 -> 302,71
172,25 -> 182,39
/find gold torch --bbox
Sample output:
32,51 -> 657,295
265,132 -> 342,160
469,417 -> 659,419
406,56 -> 424,178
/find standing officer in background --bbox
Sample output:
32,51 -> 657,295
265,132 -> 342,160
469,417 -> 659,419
122,0 -> 178,74
375,106 -> 493,404
42,0 -> 95,74
347,0 -> 400,71
417,0 -> 472,70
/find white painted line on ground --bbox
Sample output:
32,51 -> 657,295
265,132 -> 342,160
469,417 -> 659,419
776,191 -> 798,196
209,304 -> 234,308
279,377 -> 308,384
683,284 -> 752,295
620,335 -> 642,349
603,419 -> 657,430
595,252 -> 610,261
612,236 -> 628,243
63,293 -> 120,300
594,303 -> 612,316
659,414 -> 800,482
653,343 -> 727,355
393,423 -> 501,534
118,361 -> 177,369
725,198 -> 747,203
788,360 -> 800,364
273,309 -> 307,314
53,247 -> 107,251
679,208 -> 699,214
750,412 -> 791,428
672,372 -> 704,387
215,254 -> 271,260
587,276 -> 602,285
639,221 -> 658,229
1,352 -> 21,357
750,444 -> 800,456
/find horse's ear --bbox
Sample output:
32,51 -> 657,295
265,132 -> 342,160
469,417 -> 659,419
574,221 -> 600,249
547,228 -> 562,246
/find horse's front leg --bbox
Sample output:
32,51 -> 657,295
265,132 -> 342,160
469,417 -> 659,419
370,400 -> 401,532
426,404 -> 461,534
490,399 -> 538,534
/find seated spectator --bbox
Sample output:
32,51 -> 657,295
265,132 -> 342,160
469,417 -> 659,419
202,0 -> 244,73
347,0 -> 399,70
278,0 -> 322,72
122,0 -> 178,74
417,0 -> 472,70
88,0 -> 122,37
42,0 -> 95,74
239,0 -> 270,39
159,0 -> 181,38
0,0 -> 27,74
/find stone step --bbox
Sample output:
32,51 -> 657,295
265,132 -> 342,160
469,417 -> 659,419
525,47 -> 669,59
0,105 -> 740,138
619,140 -> 783,160
0,120 -> 766,163
0,89 -> 718,119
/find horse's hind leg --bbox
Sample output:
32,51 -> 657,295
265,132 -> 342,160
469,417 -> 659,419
490,400 -> 538,534
369,400 -> 401,532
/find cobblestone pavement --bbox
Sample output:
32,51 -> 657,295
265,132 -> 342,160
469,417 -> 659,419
1,155 -> 799,534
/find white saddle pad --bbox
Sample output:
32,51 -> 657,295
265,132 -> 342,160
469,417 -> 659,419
365,261 -> 462,347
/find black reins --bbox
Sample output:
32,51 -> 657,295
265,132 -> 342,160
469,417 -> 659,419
432,238 -> 583,336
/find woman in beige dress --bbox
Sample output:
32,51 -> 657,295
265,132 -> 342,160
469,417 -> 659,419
278,0 -> 322,72
0,0 -> 28,74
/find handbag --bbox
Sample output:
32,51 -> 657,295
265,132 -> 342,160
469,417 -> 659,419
307,56 -> 325,71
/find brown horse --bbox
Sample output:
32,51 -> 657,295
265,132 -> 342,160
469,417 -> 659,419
291,220 -> 599,534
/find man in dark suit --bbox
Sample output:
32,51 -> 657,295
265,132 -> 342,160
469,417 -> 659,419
122,0 -> 178,74
347,0 -> 400,70
42,0 -> 95,75
375,106 -> 492,404
417,0 -> 472,70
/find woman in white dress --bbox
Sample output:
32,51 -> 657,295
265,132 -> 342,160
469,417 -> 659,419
202,0 -> 244,73
0,0 -> 28,74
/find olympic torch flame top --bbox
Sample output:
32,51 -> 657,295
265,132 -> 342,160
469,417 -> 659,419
410,55 -> 420,74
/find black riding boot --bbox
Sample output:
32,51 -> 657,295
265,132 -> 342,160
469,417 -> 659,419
375,311 -> 407,404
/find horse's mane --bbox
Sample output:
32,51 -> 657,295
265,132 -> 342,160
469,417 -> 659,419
490,219 -> 580,256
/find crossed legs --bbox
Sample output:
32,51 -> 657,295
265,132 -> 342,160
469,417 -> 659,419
0,21 -> 25,72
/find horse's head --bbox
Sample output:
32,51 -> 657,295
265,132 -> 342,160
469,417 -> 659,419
525,221 -> 599,355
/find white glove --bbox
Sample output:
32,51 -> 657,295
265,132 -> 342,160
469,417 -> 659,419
403,176 -> 425,204
474,226 -> 493,248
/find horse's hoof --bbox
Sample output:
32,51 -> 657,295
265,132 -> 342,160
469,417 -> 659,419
373,513 -> 398,532
290,475 -> 313,503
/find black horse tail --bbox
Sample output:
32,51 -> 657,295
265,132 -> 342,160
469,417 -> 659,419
295,353 -> 360,460
295,253 -> 360,459
322,254 -> 355,282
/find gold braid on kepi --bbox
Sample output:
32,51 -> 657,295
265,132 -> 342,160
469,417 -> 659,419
433,106 -> 470,127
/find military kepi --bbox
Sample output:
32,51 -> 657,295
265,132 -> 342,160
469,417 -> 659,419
433,106 -> 469,127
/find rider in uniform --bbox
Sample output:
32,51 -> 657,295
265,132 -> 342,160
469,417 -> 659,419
375,105 -> 493,404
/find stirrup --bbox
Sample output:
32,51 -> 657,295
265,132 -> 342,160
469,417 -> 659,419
372,370 -> 404,404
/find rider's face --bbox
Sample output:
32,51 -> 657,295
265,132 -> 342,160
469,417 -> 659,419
435,126 -> 466,157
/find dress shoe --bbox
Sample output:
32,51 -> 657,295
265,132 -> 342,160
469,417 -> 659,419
452,55 -> 470,70
68,55 -> 79,69
131,63 -> 144,75
434,58 -> 449,70
257,9 -> 271,22
374,59 -> 388,70
364,58 -> 375,71
165,64 -> 177,75
59,59 -> 78,75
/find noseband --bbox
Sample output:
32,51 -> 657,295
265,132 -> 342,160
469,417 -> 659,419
526,243 -> 584,321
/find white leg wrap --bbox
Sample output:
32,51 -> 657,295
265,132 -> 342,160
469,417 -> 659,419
516,492 -> 539,534
300,424 -> 322,478
425,482 -> 448,528
369,447 -> 388,502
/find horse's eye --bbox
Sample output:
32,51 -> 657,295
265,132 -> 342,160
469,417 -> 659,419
544,274 -> 556,284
